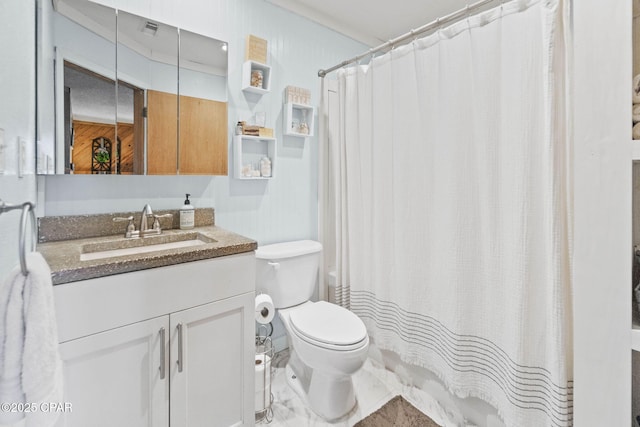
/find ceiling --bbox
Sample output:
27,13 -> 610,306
266,0 -> 481,47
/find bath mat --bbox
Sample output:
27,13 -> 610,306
354,395 -> 441,427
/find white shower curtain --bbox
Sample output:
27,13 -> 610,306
327,0 -> 572,426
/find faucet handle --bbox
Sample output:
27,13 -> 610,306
151,213 -> 173,231
113,216 -> 136,237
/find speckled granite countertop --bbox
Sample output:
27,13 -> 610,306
37,209 -> 257,285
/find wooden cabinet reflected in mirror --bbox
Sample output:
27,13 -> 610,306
147,90 -> 177,175
179,94 -> 228,175
146,91 -> 227,175
38,0 -> 228,176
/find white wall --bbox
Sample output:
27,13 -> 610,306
38,0 -> 56,174
0,0 -> 38,278
572,0 -> 632,425
40,0 -> 367,249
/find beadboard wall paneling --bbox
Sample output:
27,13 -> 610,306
0,0 -> 37,278
42,0 -> 367,246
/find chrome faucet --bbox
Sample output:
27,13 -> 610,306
139,204 -> 154,235
113,204 -> 173,238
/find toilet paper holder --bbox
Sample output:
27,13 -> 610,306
255,331 -> 274,423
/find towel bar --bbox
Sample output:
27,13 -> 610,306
0,199 -> 36,275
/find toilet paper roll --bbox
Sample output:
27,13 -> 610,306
255,354 -> 272,411
255,294 -> 275,324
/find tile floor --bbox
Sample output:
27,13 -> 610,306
258,351 -> 464,427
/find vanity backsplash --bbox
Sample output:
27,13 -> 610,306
38,208 -> 215,243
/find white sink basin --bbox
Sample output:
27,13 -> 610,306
80,233 -> 214,261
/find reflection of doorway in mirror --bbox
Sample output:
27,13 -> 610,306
63,62 -> 144,174
70,122 -> 134,174
70,122 -> 113,174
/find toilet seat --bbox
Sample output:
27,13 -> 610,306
289,301 -> 368,351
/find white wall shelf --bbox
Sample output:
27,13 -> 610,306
283,102 -> 315,137
241,61 -> 271,94
233,134 -> 276,179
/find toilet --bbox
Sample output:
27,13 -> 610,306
255,240 -> 369,421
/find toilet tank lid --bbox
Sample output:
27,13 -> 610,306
255,240 -> 322,260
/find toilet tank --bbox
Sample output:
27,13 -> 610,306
255,240 -> 322,309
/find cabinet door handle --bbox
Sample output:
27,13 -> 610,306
159,327 -> 166,380
177,323 -> 184,373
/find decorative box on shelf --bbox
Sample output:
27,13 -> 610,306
242,61 -> 271,94
259,127 -> 274,137
245,35 -> 268,63
240,125 -> 273,138
284,86 -> 311,105
233,135 -> 276,179
283,103 -> 315,138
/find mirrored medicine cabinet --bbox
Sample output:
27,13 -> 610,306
37,0 -> 229,175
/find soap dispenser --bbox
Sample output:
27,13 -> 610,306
180,193 -> 195,230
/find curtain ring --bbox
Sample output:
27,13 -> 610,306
19,202 -> 36,276
385,39 -> 396,57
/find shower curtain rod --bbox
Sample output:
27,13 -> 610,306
318,0 -> 497,78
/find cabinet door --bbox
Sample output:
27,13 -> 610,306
56,316 -> 169,427
169,292 -> 254,427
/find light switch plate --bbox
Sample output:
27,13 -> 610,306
18,136 -> 26,178
0,128 -> 4,175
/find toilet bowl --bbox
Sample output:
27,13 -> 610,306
255,240 -> 370,420
280,301 -> 369,420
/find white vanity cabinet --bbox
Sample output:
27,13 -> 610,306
58,316 -> 169,427
53,253 -> 256,427
169,294 -> 251,426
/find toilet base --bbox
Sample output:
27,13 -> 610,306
285,363 -> 357,421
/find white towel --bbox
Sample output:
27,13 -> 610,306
633,74 -> 640,104
0,266 -> 26,425
0,253 -> 62,427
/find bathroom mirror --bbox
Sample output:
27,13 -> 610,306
117,10 -> 179,175
177,29 -> 229,175
37,0 -> 228,175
